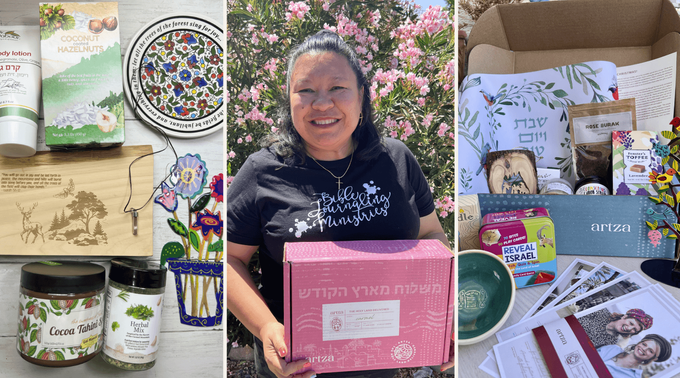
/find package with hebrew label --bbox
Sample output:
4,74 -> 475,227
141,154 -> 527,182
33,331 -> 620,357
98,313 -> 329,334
283,240 -> 455,374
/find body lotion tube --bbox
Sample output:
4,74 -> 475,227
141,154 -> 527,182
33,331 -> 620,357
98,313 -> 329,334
0,26 -> 41,157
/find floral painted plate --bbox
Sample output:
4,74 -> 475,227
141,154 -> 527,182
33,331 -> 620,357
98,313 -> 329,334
123,13 -> 223,138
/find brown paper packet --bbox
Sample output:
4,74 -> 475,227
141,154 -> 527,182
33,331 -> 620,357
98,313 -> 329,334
568,99 -> 637,180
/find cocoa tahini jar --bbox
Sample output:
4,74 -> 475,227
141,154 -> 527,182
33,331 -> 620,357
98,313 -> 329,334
17,261 -> 106,367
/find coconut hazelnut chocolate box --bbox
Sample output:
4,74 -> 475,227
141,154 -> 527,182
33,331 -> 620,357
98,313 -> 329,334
39,2 -> 125,148
283,240 -> 455,374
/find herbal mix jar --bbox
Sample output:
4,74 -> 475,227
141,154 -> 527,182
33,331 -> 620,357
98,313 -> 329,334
17,261 -> 106,367
101,258 -> 167,370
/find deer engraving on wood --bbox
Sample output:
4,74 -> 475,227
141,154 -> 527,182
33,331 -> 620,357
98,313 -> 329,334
16,202 -> 45,243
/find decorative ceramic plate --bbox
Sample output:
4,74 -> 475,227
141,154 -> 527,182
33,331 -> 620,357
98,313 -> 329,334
123,13 -> 223,138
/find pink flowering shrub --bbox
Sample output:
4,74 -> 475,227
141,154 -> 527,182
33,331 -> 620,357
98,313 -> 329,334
227,0 -> 455,351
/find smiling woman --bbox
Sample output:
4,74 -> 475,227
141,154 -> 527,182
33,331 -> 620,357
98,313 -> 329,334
227,30 -> 452,378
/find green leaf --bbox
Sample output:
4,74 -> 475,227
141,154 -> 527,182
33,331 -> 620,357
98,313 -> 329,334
545,82 -> 555,90
552,89 -> 568,98
125,304 -> 154,321
55,351 -> 65,361
28,346 -> 37,357
69,300 -> 78,310
50,300 -> 60,311
112,321 -> 120,332
40,309 -> 47,323
673,223 -> 680,231
673,145 -> 679,154
663,156 -> 670,166
189,230 -> 201,252
646,221 -> 657,230
662,130 -> 677,140
190,193 -> 211,213
30,330 -> 37,343
208,239 -> 223,252
669,233 -> 679,239
161,241 -> 185,266
167,218 -> 188,237
664,228 -> 669,236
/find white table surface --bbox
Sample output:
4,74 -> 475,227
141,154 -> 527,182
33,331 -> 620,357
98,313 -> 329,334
0,1 -> 224,377
458,254 -> 680,378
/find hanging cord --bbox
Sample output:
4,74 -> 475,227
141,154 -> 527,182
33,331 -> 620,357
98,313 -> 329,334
123,82 -> 180,234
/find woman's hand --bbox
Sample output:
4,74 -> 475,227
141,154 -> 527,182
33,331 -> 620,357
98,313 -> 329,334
260,321 -> 317,378
439,337 -> 455,373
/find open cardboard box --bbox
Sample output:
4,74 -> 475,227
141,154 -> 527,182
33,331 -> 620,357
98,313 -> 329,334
463,0 -> 680,258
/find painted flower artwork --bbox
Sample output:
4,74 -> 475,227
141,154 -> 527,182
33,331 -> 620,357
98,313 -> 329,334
141,30 -> 223,120
172,153 -> 207,199
645,117 -> 680,246
155,152 -> 223,326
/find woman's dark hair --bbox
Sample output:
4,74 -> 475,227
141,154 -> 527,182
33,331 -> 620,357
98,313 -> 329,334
261,29 -> 384,163
615,333 -> 672,365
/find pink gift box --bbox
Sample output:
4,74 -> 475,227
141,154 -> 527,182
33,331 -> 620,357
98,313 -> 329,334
283,240 -> 455,374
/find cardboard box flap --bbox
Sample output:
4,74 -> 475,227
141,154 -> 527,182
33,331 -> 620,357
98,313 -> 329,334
284,240 -> 452,263
468,0 -> 680,54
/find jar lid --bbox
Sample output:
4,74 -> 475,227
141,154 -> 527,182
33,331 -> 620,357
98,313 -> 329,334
21,262 -> 106,294
109,258 -> 167,289
575,175 -> 609,188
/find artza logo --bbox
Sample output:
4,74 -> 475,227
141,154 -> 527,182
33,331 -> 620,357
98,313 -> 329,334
0,31 -> 20,41
309,355 -> 335,363
590,223 -> 631,232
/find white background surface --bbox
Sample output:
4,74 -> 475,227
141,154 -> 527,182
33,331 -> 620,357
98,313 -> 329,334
0,0 -> 224,376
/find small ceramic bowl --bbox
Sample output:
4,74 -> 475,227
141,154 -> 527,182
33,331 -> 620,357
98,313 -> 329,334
458,249 -> 516,345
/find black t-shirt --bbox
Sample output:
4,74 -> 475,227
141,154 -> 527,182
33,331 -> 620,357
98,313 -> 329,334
227,138 -> 435,320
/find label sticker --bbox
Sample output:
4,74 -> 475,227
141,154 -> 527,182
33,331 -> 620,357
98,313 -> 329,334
322,300 -> 400,341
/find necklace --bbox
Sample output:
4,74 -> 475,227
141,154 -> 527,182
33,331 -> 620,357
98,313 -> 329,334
309,147 -> 354,190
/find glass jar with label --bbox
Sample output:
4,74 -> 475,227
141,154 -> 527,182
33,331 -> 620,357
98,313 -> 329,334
17,261 -> 106,367
101,258 -> 167,370
575,175 -> 611,195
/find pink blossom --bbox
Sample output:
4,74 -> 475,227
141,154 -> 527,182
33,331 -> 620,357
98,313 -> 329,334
389,130 -> 398,138
366,53 -> 373,61
267,34 -> 279,43
417,98 -> 426,106
423,113 -> 434,127
356,46 -> 367,55
448,132 -> 454,140
286,1 -> 310,21
226,176 -> 235,188
322,2 -> 330,11
419,85 -> 430,96
246,4 -> 252,11
237,138 -> 243,144
440,211 -> 448,218
271,126 -> 279,133
228,151 -> 236,159
245,135 -> 253,143
379,87 -> 390,97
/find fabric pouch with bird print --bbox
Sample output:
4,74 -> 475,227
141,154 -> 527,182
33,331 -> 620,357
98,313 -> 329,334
568,99 -> 637,182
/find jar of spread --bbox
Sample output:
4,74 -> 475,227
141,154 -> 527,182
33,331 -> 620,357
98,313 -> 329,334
539,178 -> 574,195
17,261 -> 105,367
575,176 -> 611,195
101,258 -> 167,370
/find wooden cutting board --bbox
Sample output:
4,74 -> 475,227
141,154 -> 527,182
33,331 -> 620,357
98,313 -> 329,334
0,145 -> 153,255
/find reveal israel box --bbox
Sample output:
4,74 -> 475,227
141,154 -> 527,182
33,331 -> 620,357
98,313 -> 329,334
283,240 -> 455,374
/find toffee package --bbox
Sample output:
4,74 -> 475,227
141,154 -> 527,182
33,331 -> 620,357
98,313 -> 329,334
39,2 -> 125,149
612,130 -> 663,195
568,99 -> 636,181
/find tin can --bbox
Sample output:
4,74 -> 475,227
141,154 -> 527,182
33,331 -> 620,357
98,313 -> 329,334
478,208 -> 557,288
